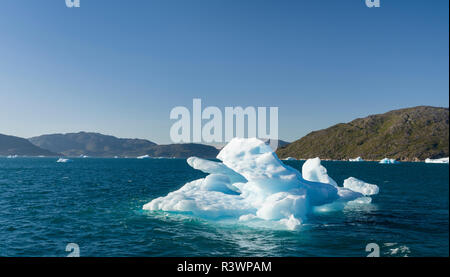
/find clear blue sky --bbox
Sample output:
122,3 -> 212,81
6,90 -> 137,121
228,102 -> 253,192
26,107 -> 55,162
0,0 -> 448,144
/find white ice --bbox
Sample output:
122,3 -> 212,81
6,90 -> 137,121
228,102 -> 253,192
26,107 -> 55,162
56,158 -> 71,163
143,138 -> 379,230
349,157 -> 364,162
283,157 -> 297,161
425,157 -> 449,164
137,155 -> 151,159
343,177 -> 379,196
302,157 -> 338,187
379,158 -> 399,164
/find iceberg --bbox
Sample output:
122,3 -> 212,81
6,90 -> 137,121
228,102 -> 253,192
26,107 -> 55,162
379,158 -> 399,164
343,177 -> 379,196
425,157 -> 449,164
143,138 -> 379,230
283,157 -> 297,161
137,155 -> 151,159
349,157 -> 364,162
302,157 -> 338,187
56,158 -> 71,163
7,155 -> 18,159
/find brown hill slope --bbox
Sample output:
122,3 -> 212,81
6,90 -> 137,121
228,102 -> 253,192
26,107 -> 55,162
276,106 -> 449,161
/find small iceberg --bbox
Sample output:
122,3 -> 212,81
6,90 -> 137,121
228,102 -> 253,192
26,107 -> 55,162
425,157 -> 449,164
80,155 -> 89,158
7,155 -> 18,159
137,154 -> 151,159
343,177 -> 379,196
56,158 -> 71,163
349,157 -> 364,162
143,138 -> 379,230
379,158 -> 399,164
283,157 -> 297,161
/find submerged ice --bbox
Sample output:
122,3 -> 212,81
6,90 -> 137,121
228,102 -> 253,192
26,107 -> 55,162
143,138 -> 379,230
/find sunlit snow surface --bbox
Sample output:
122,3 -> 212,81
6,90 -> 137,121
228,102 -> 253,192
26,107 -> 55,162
143,138 -> 379,230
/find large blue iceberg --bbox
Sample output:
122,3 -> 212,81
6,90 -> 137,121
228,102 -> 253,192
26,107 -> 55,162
143,138 -> 379,230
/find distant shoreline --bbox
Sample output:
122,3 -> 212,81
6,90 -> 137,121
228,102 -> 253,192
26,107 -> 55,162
1,155 -> 446,163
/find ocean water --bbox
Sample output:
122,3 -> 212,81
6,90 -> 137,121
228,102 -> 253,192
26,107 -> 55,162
0,157 -> 448,257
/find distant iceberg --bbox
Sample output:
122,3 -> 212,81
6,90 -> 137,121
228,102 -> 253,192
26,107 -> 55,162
80,155 -> 89,158
7,155 -> 18,159
56,158 -> 71,163
137,155 -> 151,159
425,157 -> 449,164
379,158 -> 400,164
349,157 -> 364,162
283,157 -> 297,161
143,138 -> 379,230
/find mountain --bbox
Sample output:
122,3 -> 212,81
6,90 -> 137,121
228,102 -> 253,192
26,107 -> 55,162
276,106 -> 449,161
145,143 -> 219,159
29,132 -> 157,157
29,132 -> 219,158
0,133 -> 59,156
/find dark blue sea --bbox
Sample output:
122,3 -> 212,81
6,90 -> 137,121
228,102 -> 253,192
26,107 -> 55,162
0,157 -> 448,257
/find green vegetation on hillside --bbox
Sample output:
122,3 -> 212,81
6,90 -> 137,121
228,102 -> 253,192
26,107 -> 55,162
276,106 -> 449,161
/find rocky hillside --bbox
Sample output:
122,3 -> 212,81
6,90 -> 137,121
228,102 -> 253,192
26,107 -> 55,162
0,133 -> 58,156
276,106 -> 449,161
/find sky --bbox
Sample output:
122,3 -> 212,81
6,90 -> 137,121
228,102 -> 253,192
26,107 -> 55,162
0,0 -> 448,144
